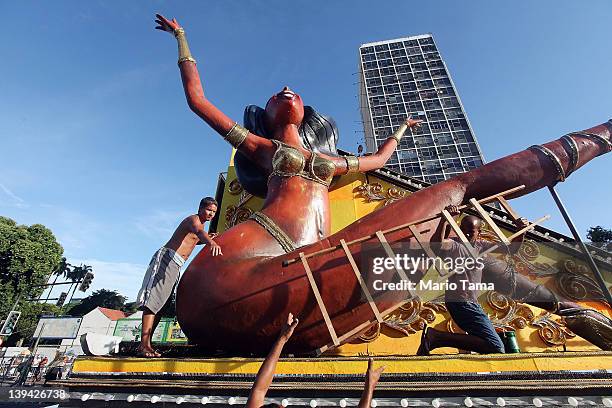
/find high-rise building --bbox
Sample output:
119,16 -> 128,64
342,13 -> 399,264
358,34 -> 486,184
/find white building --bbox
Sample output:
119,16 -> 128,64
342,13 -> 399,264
358,34 -> 486,184
59,307 -> 128,354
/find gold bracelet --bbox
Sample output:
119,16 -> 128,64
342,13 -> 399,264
224,123 -> 249,148
344,155 -> 360,174
174,28 -> 197,65
388,123 -> 408,144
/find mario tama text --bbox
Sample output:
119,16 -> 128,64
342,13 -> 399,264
370,252 -> 494,292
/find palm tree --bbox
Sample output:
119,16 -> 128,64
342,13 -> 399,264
67,264 -> 93,304
42,257 -> 72,302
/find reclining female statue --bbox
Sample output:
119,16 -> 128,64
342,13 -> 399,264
154,14 -> 612,354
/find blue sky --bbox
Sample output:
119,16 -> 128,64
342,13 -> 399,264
1,1 -> 610,301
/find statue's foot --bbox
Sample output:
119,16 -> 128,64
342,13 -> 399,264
559,308 -> 612,351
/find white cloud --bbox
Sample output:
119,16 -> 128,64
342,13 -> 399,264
0,183 -> 28,208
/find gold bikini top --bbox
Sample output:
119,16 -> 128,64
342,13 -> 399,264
268,140 -> 336,187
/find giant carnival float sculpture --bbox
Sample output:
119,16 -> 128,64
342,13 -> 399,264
59,14 -> 612,405
146,15 -> 612,355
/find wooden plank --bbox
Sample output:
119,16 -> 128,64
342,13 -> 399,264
375,231 -> 412,285
407,224 -> 450,277
469,198 -> 511,245
441,210 -> 479,259
340,239 -> 383,323
314,301 -> 409,355
497,196 -> 521,221
299,252 -> 339,346
480,215 -> 550,257
282,185 -> 526,267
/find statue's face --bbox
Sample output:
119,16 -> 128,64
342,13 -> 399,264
264,86 -> 304,131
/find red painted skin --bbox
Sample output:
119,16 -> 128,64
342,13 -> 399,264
155,15 -> 611,354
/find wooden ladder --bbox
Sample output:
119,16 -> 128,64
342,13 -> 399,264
291,185 -> 549,354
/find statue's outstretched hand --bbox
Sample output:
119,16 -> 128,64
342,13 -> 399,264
405,115 -> 423,129
155,13 -> 181,35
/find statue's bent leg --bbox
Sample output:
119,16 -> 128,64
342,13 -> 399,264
179,120 -> 610,354
482,259 -> 612,350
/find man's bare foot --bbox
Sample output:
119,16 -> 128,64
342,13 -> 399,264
136,345 -> 161,358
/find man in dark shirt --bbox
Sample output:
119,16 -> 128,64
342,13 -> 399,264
417,205 -> 528,355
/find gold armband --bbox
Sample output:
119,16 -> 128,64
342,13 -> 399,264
388,123 -> 408,144
224,123 -> 249,148
174,28 -> 197,66
344,155 -> 360,174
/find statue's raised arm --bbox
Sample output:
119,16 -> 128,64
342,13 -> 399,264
155,14 -> 273,163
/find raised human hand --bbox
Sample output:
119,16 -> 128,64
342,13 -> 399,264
155,13 -> 181,34
365,358 -> 385,388
445,204 -> 461,216
405,115 -> 423,129
515,217 -> 530,229
279,313 -> 299,342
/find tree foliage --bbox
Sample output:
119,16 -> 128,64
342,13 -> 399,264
0,216 -> 63,342
587,225 -> 612,252
66,289 -> 127,317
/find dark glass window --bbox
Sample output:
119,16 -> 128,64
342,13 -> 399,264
368,86 -> 383,95
434,78 -> 452,87
365,69 -> 380,79
430,121 -> 449,132
434,132 -> 454,145
438,145 -> 459,159
401,82 -> 418,92
396,65 -> 412,74
367,78 -> 382,88
444,108 -> 464,119
384,84 -> 401,94
362,53 -> 376,62
414,135 -> 435,147
417,80 -> 434,90
427,110 -> 445,121
414,71 -> 431,80
441,97 -> 460,108
409,55 -> 425,63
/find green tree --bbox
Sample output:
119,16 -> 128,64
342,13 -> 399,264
587,226 -> 612,251
0,216 -> 63,343
42,256 -> 72,302
66,289 -> 127,317
67,263 -> 93,302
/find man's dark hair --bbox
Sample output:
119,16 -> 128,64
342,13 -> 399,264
260,404 -> 281,408
199,197 -> 218,210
